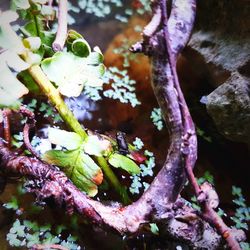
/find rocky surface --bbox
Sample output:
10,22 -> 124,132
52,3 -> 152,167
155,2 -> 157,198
187,0 -> 250,145
206,73 -> 250,145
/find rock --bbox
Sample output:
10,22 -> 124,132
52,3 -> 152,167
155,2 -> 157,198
206,73 -> 250,145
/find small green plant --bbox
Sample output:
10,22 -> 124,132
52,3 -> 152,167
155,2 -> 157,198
83,66 -> 141,107
149,223 -> 159,235
129,138 -> 155,194
7,219 -> 80,249
231,186 -> 250,230
196,127 -> 212,143
150,107 -> 164,131
113,38 -> 138,67
103,67 -> 141,107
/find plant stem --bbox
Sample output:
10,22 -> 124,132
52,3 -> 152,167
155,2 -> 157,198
28,65 -> 130,204
28,65 -> 87,139
52,0 -> 68,51
96,156 -> 131,204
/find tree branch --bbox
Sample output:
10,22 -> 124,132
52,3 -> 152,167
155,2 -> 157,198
0,139 -> 224,249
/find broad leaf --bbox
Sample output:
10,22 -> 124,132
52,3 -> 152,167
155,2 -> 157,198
83,134 -> 111,156
11,0 -> 30,10
0,10 -> 30,108
0,11 -> 25,54
108,153 -> 140,174
23,37 -> 41,51
0,66 -> 28,108
48,128 -> 83,150
41,51 -> 105,97
42,149 -> 103,196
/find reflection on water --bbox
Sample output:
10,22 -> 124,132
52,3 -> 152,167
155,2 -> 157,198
65,93 -> 98,122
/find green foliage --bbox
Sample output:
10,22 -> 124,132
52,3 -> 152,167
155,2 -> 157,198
231,186 -> 250,230
41,50 -> 105,97
78,0 -> 122,18
77,0 -> 151,21
3,196 -> 19,211
38,102 -> 62,122
103,67 -> 141,107
0,11 -> 30,108
150,108 -> 164,131
240,242 -> 250,250
42,128 -> 140,195
130,138 -> 155,195
113,38 -> 138,67
43,149 -> 102,196
83,66 -> 140,108
150,223 -> 159,235
83,134 -> 111,157
47,127 -> 83,150
197,171 -> 214,185
6,219 -> 80,249
42,128 -> 103,196
133,137 -> 144,150
12,132 -> 24,148
196,127 -> 212,143
108,153 -> 140,174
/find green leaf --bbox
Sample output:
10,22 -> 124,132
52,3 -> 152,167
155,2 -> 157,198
108,153 -> 140,174
32,0 -> 48,4
48,128 -> 83,150
23,37 -> 41,51
0,11 -> 25,54
42,149 -> 103,196
71,38 -> 91,57
11,0 -> 30,10
150,223 -> 159,235
41,51 -> 105,97
1,50 -> 30,72
0,63 -> 29,108
66,29 -> 83,46
83,134 -> 111,156
20,21 -> 38,37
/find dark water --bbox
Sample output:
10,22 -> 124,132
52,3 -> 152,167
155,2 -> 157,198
0,1 -> 249,249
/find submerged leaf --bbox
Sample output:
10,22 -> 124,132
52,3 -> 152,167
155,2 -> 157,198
48,128 -> 83,150
42,149 -> 103,196
108,153 -> 140,174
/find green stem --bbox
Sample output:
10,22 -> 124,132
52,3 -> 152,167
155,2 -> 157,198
28,65 -> 87,139
28,65 -> 130,204
96,156 -> 131,204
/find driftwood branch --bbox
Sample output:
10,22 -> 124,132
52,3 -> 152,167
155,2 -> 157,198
0,138 -> 223,249
0,0 -> 245,249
